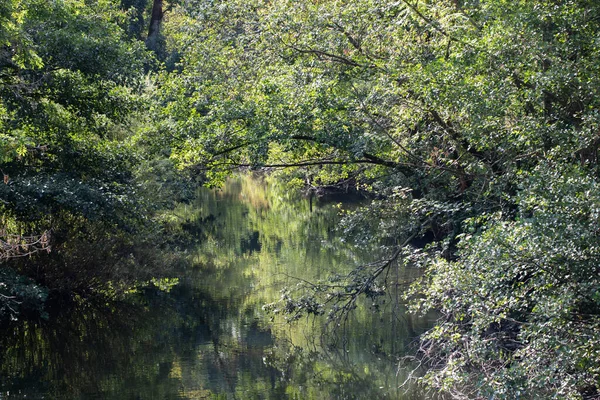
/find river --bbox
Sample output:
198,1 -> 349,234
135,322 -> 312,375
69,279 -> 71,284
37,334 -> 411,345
0,174 -> 435,399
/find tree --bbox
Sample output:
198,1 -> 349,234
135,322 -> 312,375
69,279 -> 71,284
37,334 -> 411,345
0,0 -> 162,316
411,163 -> 600,398
158,0 -> 600,397
0,0 -> 150,225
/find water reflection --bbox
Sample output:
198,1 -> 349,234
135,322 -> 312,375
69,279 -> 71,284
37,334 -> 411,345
0,174 -> 433,399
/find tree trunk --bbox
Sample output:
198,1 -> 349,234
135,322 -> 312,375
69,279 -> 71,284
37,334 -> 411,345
146,0 -> 163,51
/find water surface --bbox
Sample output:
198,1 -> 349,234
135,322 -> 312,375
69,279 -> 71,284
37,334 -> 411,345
0,174 -> 433,399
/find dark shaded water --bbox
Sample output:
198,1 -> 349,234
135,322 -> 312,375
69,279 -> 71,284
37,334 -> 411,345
0,175 -> 434,399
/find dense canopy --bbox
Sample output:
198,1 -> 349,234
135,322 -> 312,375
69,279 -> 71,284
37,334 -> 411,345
1,0 -> 600,398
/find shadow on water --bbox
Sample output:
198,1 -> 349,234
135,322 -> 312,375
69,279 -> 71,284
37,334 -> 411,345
0,174 -> 436,399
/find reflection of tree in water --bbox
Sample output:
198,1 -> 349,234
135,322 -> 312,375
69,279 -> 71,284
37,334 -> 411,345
240,231 -> 262,255
187,175 -> 435,399
262,336 -> 429,400
0,290 -> 182,398
0,175 -> 435,399
0,283 -> 276,399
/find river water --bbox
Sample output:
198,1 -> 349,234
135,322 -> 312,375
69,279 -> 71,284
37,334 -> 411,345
0,174 -> 434,399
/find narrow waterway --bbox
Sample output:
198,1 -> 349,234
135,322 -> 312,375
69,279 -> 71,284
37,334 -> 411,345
0,174 -> 434,399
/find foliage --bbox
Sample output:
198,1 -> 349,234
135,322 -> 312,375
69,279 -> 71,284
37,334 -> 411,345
410,162 -> 600,399
0,0 -> 184,319
0,267 -> 47,320
156,0 -> 600,398
0,0 -> 150,226
1,0 -> 600,397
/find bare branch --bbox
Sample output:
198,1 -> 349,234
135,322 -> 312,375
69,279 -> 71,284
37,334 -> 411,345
0,230 -> 51,260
